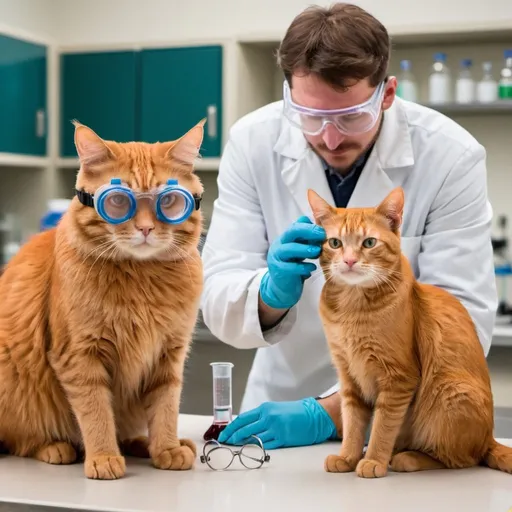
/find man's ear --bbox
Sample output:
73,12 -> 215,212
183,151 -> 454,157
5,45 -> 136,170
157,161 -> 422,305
307,189 -> 335,223
158,118 -> 206,168
375,187 -> 404,232
73,120 -> 114,167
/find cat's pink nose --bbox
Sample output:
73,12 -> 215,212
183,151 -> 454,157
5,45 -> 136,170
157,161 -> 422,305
138,226 -> 154,237
344,258 -> 357,268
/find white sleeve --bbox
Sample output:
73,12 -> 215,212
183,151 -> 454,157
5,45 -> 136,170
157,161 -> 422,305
200,132 -> 297,349
417,144 -> 497,356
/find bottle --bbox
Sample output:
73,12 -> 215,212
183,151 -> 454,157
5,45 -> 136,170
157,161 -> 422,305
428,52 -> 451,104
476,61 -> 498,103
40,199 -> 72,231
455,59 -> 475,104
396,60 -> 418,102
498,49 -> 512,100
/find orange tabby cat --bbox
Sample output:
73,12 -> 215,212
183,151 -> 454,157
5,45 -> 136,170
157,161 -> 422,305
0,120 -> 205,480
308,187 -> 512,478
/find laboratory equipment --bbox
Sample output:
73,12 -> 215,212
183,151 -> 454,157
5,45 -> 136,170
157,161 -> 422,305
396,60 -> 417,102
498,49 -> 512,100
203,362 -> 234,441
200,435 -> 270,471
428,52 -> 451,104
455,59 -> 475,104
40,199 -> 72,231
492,215 -> 512,318
476,61 -> 498,103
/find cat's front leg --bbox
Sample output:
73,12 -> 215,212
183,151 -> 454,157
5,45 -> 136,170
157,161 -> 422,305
356,386 -> 415,479
144,342 -> 196,471
53,346 -> 125,480
325,359 -> 372,473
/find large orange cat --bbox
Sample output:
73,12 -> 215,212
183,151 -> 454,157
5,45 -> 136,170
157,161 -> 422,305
0,120 -> 205,479
308,187 -> 512,478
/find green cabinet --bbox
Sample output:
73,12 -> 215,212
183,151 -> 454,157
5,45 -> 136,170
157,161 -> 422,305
0,34 -> 47,156
60,51 -> 138,157
60,45 -> 223,159
140,45 -> 223,158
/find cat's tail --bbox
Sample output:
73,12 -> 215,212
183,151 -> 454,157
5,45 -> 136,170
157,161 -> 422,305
483,439 -> 512,474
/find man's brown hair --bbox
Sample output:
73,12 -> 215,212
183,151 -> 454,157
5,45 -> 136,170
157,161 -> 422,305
277,3 -> 390,90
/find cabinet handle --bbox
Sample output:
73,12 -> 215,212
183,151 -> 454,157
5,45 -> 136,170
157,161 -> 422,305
36,109 -> 45,138
207,105 -> 217,138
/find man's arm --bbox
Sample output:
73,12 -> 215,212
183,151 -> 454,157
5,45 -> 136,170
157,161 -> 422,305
418,143 -> 497,355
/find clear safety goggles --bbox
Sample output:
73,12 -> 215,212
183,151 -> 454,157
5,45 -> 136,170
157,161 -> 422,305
75,178 -> 201,225
282,79 -> 386,136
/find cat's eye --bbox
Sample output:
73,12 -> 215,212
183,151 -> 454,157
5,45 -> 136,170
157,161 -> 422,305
362,237 -> 377,248
109,194 -> 128,207
160,194 -> 176,207
328,238 -> 342,249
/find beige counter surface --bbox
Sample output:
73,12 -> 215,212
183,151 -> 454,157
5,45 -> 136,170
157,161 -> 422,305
0,414 -> 510,512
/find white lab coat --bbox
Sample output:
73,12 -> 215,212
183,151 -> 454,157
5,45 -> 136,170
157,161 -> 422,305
200,97 -> 498,412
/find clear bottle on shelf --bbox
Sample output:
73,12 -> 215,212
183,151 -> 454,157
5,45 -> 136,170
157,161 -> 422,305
455,59 -> 475,104
476,61 -> 498,103
498,49 -> 512,100
396,59 -> 418,102
428,52 -> 451,104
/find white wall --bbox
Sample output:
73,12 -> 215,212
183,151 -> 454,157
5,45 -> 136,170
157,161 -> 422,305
53,0 -> 512,46
0,0 -> 56,39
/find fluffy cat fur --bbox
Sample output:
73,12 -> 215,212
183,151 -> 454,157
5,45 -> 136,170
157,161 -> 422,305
308,187 -> 512,478
0,120 -> 205,479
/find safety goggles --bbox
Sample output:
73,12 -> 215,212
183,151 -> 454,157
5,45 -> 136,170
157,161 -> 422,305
75,178 -> 202,225
282,79 -> 386,136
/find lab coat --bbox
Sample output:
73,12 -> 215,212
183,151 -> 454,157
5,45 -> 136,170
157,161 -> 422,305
200,97 -> 498,412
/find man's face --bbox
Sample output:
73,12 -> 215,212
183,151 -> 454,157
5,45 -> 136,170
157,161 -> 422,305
289,73 -> 396,172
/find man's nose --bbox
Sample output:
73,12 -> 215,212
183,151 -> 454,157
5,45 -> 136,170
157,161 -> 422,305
322,123 -> 345,150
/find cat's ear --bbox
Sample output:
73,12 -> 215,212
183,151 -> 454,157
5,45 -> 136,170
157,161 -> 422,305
376,187 -> 404,232
161,118 -> 205,167
73,121 -> 114,167
307,189 -> 334,223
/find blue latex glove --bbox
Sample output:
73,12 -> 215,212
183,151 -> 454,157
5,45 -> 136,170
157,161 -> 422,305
259,216 -> 326,309
218,398 -> 338,450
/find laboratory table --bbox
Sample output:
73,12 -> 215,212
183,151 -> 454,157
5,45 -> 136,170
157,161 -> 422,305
0,414 -> 510,512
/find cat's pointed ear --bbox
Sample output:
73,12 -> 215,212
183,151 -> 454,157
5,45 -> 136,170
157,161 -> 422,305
162,118 -> 205,167
307,189 -> 334,223
376,187 -> 404,232
73,121 -> 114,167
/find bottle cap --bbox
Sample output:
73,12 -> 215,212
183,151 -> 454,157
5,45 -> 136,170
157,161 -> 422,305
400,59 -> 411,71
505,49 -> 512,59
460,58 -> 472,68
434,52 -> 447,62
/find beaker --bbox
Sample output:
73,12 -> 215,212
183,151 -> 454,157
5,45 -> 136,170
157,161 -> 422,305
203,362 -> 234,441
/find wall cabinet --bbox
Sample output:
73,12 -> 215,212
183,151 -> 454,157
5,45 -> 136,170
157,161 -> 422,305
60,50 -> 138,157
59,45 -> 223,159
0,34 -> 47,156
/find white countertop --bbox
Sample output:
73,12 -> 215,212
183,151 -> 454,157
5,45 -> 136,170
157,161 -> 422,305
0,414 -> 511,512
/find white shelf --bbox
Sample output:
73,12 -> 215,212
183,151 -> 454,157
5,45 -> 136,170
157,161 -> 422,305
0,153 -> 50,168
422,101 -> 512,116
58,157 -> 220,171
492,325 -> 512,347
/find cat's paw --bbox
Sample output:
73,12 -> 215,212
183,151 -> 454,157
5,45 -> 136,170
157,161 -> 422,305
120,436 -> 150,458
152,439 -> 197,470
84,454 -> 126,480
356,458 -> 388,478
34,442 -> 77,465
324,454 -> 355,473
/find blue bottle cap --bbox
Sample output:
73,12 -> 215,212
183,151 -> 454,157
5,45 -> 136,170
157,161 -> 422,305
434,52 -> 447,62
505,49 -> 512,59
461,58 -> 472,68
400,59 -> 411,71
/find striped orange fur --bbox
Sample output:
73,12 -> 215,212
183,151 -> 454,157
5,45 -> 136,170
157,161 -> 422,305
308,187 -> 512,478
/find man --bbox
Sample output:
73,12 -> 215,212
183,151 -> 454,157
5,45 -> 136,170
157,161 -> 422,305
200,3 -> 497,449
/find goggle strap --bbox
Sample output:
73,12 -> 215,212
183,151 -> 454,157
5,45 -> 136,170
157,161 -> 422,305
75,188 -> 203,211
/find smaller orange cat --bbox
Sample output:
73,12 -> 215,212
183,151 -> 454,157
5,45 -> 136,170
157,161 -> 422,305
308,187 -> 512,478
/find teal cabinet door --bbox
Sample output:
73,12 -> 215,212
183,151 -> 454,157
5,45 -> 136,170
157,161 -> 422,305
140,45 -> 222,158
0,34 -> 47,156
60,51 -> 138,157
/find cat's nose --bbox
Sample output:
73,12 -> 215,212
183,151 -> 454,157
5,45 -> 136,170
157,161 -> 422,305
344,258 -> 357,268
138,226 -> 154,237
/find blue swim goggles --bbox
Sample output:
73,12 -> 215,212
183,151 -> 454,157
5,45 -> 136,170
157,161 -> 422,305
75,178 -> 202,225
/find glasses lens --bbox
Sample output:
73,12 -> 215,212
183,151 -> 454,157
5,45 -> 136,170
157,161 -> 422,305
333,111 -> 376,133
206,447 -> 234,470
102,191 -> 133,220
158,191 -> 189,221
240,444 -> 265,469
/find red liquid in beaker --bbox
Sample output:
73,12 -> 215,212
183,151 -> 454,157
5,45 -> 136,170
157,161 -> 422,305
203,423 -> 227,441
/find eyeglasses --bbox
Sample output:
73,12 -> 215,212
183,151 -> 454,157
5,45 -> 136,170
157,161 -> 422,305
199,435 -> 270,471
282,79 -> 386,136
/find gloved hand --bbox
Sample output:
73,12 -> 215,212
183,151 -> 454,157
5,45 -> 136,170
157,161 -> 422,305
218,397 -> 338,450
259,216 -> 326,309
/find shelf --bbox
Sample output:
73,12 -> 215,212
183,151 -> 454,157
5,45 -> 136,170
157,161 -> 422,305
422,101 -> 512,116
57,156 -> 220,171
0,153 -> 49,168
492,324 -> 512,347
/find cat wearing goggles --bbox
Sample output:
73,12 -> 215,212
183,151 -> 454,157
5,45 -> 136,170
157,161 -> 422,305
0,120 -> 205,479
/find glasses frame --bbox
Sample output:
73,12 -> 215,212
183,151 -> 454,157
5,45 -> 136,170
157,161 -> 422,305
199,435 -> 271,471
